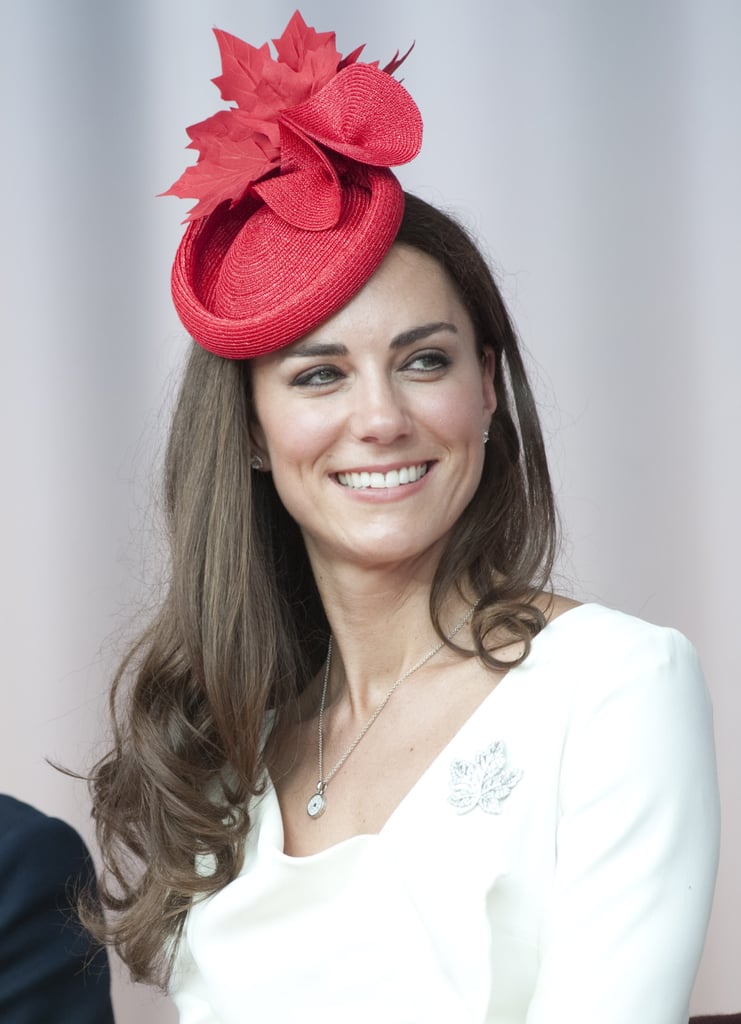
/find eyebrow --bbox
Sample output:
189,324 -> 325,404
285,321 -> 459,358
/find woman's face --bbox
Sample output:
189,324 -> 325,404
250,244 -> 497,575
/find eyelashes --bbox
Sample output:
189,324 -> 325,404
290,349 -> 452,389
292,366 -> 341,387
404,351 -> 452,373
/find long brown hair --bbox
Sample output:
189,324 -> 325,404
85,193 -> 557,986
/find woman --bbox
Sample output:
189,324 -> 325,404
87,12 -> 719,1023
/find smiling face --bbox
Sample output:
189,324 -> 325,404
250,244 -> 497,576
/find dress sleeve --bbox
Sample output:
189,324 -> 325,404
169,933 -> 221,1024
526,625 -> 720,1024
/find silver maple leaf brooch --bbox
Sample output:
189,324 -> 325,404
448,740 -> 523,815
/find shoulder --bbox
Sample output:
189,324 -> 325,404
534,600 -> 704,684
0,794 -> 89,850
518,602 -> 713,750
0,795 -> 94,887
0,793 -> 45,833
532,604 -> 717,805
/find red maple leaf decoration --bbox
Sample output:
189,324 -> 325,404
162,11 -> 412,221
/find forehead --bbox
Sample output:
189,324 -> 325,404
294,243 -> 470,347
249,245 -> 475,380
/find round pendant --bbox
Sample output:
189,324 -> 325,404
306,792 -> 326,819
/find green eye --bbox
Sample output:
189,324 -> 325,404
293,366 -> 341,387
405,351 -> 451,372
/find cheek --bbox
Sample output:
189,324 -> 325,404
424,381 -> 489,439
259,402 -> 338,472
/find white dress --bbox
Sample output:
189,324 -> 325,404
170,604 -> 720,1023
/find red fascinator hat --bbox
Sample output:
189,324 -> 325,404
164,11 -> 423,359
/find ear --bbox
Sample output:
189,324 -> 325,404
249,420 -> 271,472
480,347 -> 497,422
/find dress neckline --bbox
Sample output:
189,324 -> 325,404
263,602 -> 597,862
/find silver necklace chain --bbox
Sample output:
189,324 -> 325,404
306,605 -> 476,819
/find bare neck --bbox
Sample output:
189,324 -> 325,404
308,557 -> 471,718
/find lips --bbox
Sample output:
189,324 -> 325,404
335,462 -> 430,490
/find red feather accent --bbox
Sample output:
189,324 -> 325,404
161,10 -> 416,222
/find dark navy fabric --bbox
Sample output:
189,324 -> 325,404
0,795 -> 115,1023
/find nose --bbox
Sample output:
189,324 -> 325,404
349,376 -> 412,445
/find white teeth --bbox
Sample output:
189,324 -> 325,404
337,463 -> 429,490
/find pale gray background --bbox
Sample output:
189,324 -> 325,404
1,1 -> 738,1019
